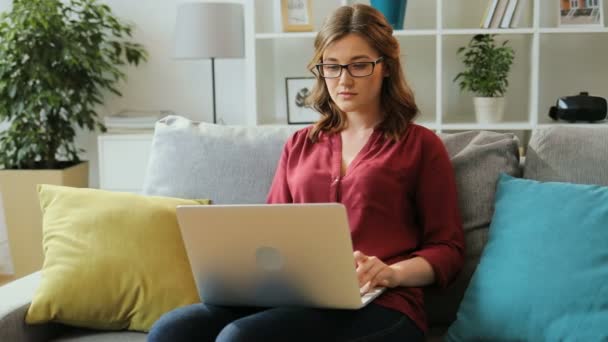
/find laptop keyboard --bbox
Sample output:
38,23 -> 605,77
360,287 -> 384,303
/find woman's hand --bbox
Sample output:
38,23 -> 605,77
354,250 -> 400,293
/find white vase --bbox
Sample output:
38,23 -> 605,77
473,97 -> 505,123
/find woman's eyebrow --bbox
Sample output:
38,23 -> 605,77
323,55 -> 372,62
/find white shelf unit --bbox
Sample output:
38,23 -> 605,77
98,132 -> 154,193
243,0 -> 608,132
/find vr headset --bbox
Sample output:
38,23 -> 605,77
549,92 -> 607,123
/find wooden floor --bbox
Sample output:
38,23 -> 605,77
0,274 -> 15,286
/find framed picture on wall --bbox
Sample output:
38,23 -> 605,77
285,77 -> 320,124
281,0 -> 314,32
559,0 -> 604,27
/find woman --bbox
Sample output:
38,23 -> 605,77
149,4 -> 464,341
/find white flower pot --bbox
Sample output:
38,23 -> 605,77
473,97 -> 505,123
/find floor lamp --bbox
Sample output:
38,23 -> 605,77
173,2 -> 244,124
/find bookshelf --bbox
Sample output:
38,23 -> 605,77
241,0 -> 608,132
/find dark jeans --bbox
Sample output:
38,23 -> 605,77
147,302 -> 424,342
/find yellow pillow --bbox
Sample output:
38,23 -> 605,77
26,184 -> 210,332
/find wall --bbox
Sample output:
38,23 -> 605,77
0,0 -> 246,188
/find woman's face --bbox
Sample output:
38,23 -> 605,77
321,33 -> 386,115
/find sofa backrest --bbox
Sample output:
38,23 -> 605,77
142,116 -> 522,326
142,115 -> 300,203
524,126 -> 608,185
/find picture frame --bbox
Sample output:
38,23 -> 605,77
285,77 -> 319,124
558,0 -> 604,27
281,0 -> 314,32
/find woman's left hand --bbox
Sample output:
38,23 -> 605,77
354,250 -> 400,293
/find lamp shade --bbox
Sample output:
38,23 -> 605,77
173,2 -> 244,59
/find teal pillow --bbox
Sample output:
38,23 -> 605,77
447,173 -> 608,341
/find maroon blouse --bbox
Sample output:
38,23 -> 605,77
266,123 -> 464,332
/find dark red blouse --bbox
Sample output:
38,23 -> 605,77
266,123 -> 464,332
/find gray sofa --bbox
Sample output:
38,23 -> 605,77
1,116 -> 607,341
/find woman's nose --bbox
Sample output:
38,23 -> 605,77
338,68 -> 354,86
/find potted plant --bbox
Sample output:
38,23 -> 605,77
454,34 -> 515,123
0,0 -> 147,278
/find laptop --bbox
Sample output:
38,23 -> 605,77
176,203 -> 386,309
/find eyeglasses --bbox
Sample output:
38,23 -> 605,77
315,56 -> 384,79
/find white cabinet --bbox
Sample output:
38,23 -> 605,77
242,0 -> 608,132
98,133 -> 153,193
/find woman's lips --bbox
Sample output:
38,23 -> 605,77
338,92 -> 357,99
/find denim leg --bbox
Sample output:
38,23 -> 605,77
147,303 -> 263,342
216,303 -> 424,342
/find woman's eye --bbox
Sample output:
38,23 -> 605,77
351,63 -> 368,70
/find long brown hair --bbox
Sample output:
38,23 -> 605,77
306,4 -> 418,142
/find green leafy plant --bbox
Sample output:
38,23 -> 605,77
454,34 -> 515,98
0,0 -> 147,169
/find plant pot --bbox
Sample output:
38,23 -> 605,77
370,0 -> 408,30
0,162 -> 88,279
473,97 -> 505,123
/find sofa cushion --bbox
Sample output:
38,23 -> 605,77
446,174 -> 608,341
142,115 -> 300,203
425,130 -> 520,325
141,119 -> 520,326
26,185 -> 208,332
51,329 -> 146,342
524,126 -> 608,185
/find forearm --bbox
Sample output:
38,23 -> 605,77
390,256 -> 435,287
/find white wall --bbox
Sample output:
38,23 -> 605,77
0,0 -> 246,188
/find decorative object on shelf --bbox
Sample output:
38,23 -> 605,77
370,0 -> 408,30
285,77 -> 320,124
173,2 -> 245,124
281,0 -> 314,32
454,34 -> 515,123
104,110 -> 174,131
483,0 -> 526,29
0,0 -> 147,170
559,0 -> 604,27
548,91 -> 607,122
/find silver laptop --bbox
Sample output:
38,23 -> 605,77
176,203 -> 385,309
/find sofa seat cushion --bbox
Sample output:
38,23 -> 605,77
51,329 -> 147,342
446,174 -> 608,341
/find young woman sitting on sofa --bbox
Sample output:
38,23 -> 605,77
149,4 -> 464,341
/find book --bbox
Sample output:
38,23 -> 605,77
481,0 -> 499,29
103,111 -> 165,129
500,0 -> 518,28
509,0 -> 527,28
490,0 -> 509,28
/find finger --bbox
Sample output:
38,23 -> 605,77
369,268 -> 392,289
355,256 -> 375,275
355,257 -> 377,286
359,260 -> 385,288
365,262 -> 387,290
353,250 -> 368,265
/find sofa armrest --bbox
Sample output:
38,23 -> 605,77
0,272 -> 65,342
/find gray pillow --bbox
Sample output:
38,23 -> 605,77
142,115 -> 300,204
439,130 -> 521,257
524,126 -> 608,186
425,130 -> 521,326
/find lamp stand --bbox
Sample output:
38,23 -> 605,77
210,57 -> 217,124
